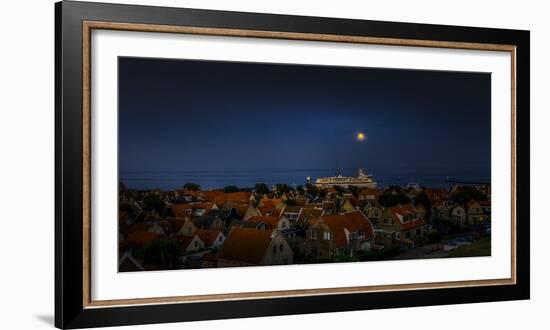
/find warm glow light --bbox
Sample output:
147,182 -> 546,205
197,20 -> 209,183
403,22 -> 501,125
356,132 -> 366,141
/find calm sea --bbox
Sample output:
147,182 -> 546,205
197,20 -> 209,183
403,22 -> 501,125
120,167 -> 490,190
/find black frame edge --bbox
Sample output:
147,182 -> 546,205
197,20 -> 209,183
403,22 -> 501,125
55,1 -> 530,328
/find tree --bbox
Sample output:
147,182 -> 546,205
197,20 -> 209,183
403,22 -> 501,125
183,182 -> 200,191
275,183 -> 291,194
296,185 -> 305,195
223,185 -> 240,193
305,183 -> 319,197
451,186 -> 487,205
378,191 -> 410,207
137,238 -> 182,269
333,185 -> 345,196
254,183 -> 270,195
414,191 -> 432,210
349,186 -> 359,198
142,194 -> 165,213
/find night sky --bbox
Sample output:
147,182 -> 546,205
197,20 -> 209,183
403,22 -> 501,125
118,57 -> 491,189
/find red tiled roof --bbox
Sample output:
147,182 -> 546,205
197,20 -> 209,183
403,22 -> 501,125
257,206 -> 281,217
166,217 -> 187,233
127,231 -> 161,246
310,211 -> 374,248
177,235 -> 200,250
218,228 -> 274,265
423,188 -> 449,202
259,198 -> 283,208
195,229 -> 222,246
388,204 -> 425,231
248,216 -> 280,229
359,188 -> 380,198
171,202 -> 213,215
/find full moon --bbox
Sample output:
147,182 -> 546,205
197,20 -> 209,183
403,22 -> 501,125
356,132 -> 366,141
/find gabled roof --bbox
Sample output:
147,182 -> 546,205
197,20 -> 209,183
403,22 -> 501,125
310,210 -> 374,248
194,215 -> 223,229
177,234 -> 201,250
282,205 -> 303,214
171,202 -> 213,215
344,196 -> 360,208
423,188 -> 449,202
387,204 -> 425,231
359,188 -> 380,198
259,198 -> 283,208
248,216 -> 280,229
296,207 -> 324,226
205,208 -> 235,220
229,220 -> 265,229
218,228 -> 275,265
294,197 -> 308,206
166,217 -> 188,233
127,231 -> 161,246
119,223 -> 152,237
195,229 -> 223,246
201,191 -> 251,206
257,206 -> 281,217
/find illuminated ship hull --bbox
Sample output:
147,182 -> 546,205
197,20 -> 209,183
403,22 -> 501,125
315,169 -> 377,188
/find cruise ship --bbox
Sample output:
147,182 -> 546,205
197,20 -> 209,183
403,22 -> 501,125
314,169 -> 377,188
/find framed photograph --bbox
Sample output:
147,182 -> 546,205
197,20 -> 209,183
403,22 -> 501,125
55,1 -> 530,328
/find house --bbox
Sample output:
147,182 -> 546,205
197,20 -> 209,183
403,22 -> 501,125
169,218 -> 197,236
247,216 -> 290,231
229,220 -> 269,230
257,205 -> 282,217
305,210 -> 375,259
193,214 -> 225,232
340,196 -> 360,213
423,188 -> 449,204
118,252 -> 144,272
358,188 -> 380,201
126,231 -> 162,248
294,197 -> 308,206
195,229 -> 225,248
171,202 -> 213,218
217,228 -> 294,267
258,198 -> 284,209
379,204 -> 425,246
203,191 -> 252,206
467,200 -> 486,224
243,204 -> 262,220
177,234 -> 204,254
478,200 -> 491,220
363,203 -> 383,226
203,208 -> 239,228
321,200 -> 337,215
450,204 -> 467,225
201,253 -> 218,268
119,221 -> 170,238
281,205 -> 302,224
295,207 -> 324,227
432,203 -> 450,221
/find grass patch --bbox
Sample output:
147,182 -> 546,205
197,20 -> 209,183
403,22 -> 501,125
447,237 -> 491,258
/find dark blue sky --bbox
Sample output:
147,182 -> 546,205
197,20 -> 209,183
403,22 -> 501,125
118,57 -> 490,188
